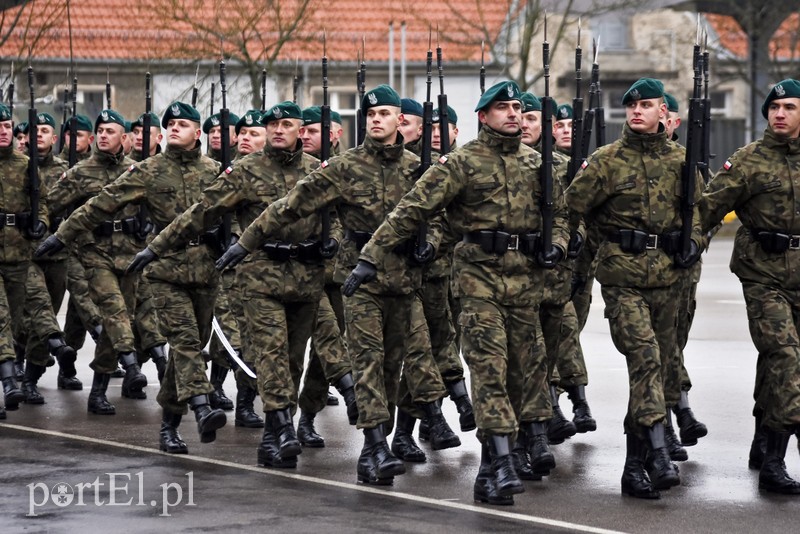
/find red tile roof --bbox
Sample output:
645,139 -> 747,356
706,13 -> 800,61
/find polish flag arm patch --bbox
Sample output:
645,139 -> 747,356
438,155 -> 448,164
722,160 -> 733,171
580,160 -> 589,170
320,160 -> 329,169
224,166 -> 233,174
128,164 -> 136,172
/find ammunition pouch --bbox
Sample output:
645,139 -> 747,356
462,230 -> 541,256
260,239 -> 324,264
754,229 -> 800,254
609,228 -> 681,254
345,228 -> 415,256
93,217 -> 140,238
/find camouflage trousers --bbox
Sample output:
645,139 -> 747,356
459,297 -> 547,436
601,285 -> 679,437
0,262 -> 30,363
23,260 -> 67,367
396,292 -> 448,420
674,264 -> 701,394
134,275 -> 166,363
209,270 -> 257,390
151,280 -> 216,414
742,281 -> 800,432
344,290 -> 412,431
541,299 -> 588,388
86,266 -> 138,374
299,284 -> 351,414
572,275 -> 595,333
64,255 -> 102,351
421,276 -> 464,382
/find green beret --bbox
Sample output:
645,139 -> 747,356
132,111 -> 161,129
362,84 -> 401,111
36,112 -> 56,129
762,79 -> 800,119
202,112 -> 240,134
236,109 -> 265,134
302,106 -> 322,125
621,78 -> 664,105
0,104 -> 11,122
262,101 -> 303,123
555,104 -> 573,120
331,110 -> 342,124
401,98 -> 423,117
14,122 -> 28,136
67,115 -> 93,133
474,80 -> 522,112
433,105 -> 458,126
162,101 -> 201,129
520,92 -> 541,113
664,93 -> 679,113
94,109 -> 127,133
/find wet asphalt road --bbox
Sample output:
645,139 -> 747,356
1,236 -> 799,533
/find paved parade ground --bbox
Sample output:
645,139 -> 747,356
1,236 -> 798,533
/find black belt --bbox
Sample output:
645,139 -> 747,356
345,228 -> 415,255
0,211 -> 29,228
93,217 -> 139,238
260,239 -> 322,263
752,229 -> 800,254
462,230 -> 540,255
608,229 -> 681,254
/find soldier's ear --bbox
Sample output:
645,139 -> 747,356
193,128 -> 201,140
478,110 -> 487,124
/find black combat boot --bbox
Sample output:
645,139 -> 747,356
475,441 -> 515,505
334,372 -> 358,425
87,372 -> 116,415
621,433 -> 660,499
758,429 -> 800,494
749,411 -> 767,470
523,421 -> 556,476
57,371 -> 83,390
159,410 -> 188,454
119,351 -> 147,399
420,400 -> 461,450
358,424 -> 406,485
13,341 -> 25,380
488,434 -> 525,497
511,433 -> 538,481
110,364 -> 126,378
188,394 -> 227,443
148,344 -> 168,382
22,362 -> 47,404
391,409 -> 426,462
645,423 -> 681,490
565,385 -> 597,433
548,385 -> 577,444
257,418 -> 297,469
266,407 -> 301,459
48,335 -> 78,380
0,360 -> 25,410
327,388 -> 339,405
665,409 -> 688,462
297,410 -> 325,448
446,379 -> 477,432
209,362 -> 234,411
88,323 -> 103,343
672,390 -> 707,446
234,386 -> 264,428
0,405 -> 5,419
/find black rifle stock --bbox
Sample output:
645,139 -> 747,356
27,66 -> 39,234
540,20 -> 554,253
680,43 -> 704,258
68,76 -> 77,168
219,60 -> 232,250
569,22 -> 583,182
137,72 -> 152,235
436,35 -> 450,155
416,33 -> 434,255
320,34 -> 331,243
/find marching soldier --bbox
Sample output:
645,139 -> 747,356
235,110 -> 267,156
553,104 -> 573,155
398,98 -> 424,153
59,115 -> 94,163
204,112 -> 239,162
130,111 -> 163,162
431,105 -> 458,153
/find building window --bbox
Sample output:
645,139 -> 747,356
593,15 -> 630,51
310,87 -> 358,149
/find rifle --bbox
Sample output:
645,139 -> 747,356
680,33 -> 704,259
478,41 -> 485,132
539,15 -> 554,255
579,40 -> 598,162
68,75 -> 77,168
592,37 -> 606,148
218,59 -> 232,250
417,30 -> 434,255
26,65 -> 39,235
137,72 -> 152,236
209,82 -> 215,116
701,32 -> 713,184
191,64 -> 199,108
568,20 -> 583,182
105,65 -> 111,108
58,78 -> 68,153
356,37 -> 366,145
320,32 -> 331,243
8,62 -> 14,117
292,57 -> 298,105
436,28 -> 450,155
263,66 -> 269,111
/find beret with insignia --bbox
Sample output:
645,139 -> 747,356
474,80 -> 522,112
236,109 -> 265,134
302,106 -> 322,125
362,84 -> 401,111
664,93 -> 679,113
400,98 -> 423,118
621,78 -> 664,105
13,121 -> 28,136
162,101 -> 201,128
94,109 -> 127,133
555,104 -> 573,120
433,105 -> 458,126
36,112 -> 57,129
202,112 -> 240,134
0,104 -> 12,122
331,110 -> 342,124
520,92 -> 541,113
762,79 -> 800,119
131,111 -> 161,130
262,101 -> 303,123
66,114 -> 93,134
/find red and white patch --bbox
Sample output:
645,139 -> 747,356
320,160 -> 329,169
224,166 -> 233,174
723,160 -> 733,171
128,164 -> 136,172
438,155 -> 448,164
580,160 -> 589,170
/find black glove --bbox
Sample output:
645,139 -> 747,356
567,232 -> 584,259
134,220 -> 154,242
320,238 -> 339,259
570,276 -> 587,301
342,260 -> 377,297
412,242 -> 435,264
536,244 -> 563,269
126,247 -> 158,274
215,242 -> 248,271
674,240 -> 701,269
26,220 -> 47,240
34,234 -> 65,257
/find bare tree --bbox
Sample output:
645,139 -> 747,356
0,0 -> 67,85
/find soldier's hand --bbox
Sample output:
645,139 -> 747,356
412,241 -> 435,264
567,232 -> 584,259
674,240 -> 701,269
34,234 -> 65,257
27,220 -> 47,240
126,247 -> 158,274
320,238 -> 339,259
342,260 -> 377,297
536,244 -> 564,269
134,220 -> 154,242
229,234 -> 239,247
216,242 -> 248,271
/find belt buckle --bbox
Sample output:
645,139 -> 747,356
188,237 -> 200,246
507,234 -> 520,251
646,234 -> 659,250
5,213 -> 15,226
289,244 -> 300,258
113,220 -> 123,232
790,236 -> 800,250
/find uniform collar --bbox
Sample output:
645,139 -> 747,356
37,147 -> 54,166
404,136 -> 423,157
0,143 -> 14,159
92,144 -> 127,166
763,127 -> 800,155
620,122 -> 668,151
165,141 -> 202,163
479,125 -> 522,153
363,132 -> 406,161
264,139 -> 304,167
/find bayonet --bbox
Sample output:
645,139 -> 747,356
191,64 -> 199,107
436,26 -> 450,155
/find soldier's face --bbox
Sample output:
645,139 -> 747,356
96,123 -> 125,154
237,126 -> 267,155
626,98 -> 666,134
208,125 -> 237,150
397,115 -> 422,144
331,122 -> 343,145
432,122 -> 458,152
15,132 -> 28,149
266,118 -> 301,150
132,125 -> 163,153
520,111 -> 542,146
299,123 -> 324,155
36,124 -> 56,152
166,119 -> 201,149
122,133 -> 133,154
479,101 -> 522,135
768,98 -> 800,138
366,106 -> 401,144
0,121 -> 12,148
553,119 -> 572,150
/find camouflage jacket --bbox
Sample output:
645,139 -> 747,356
208,145 -> 238,163
150,140 -> 334,302
700,127 -> 800,289
130,144 -> 162,163
0,145 -> 48,264
238,133 -> 430,296
360,126 -> 570,307
48,146 -> 139,271
566,123 -> 703,289
58,145 -> 91,164
32,148 -> 69,261
57,142 -> 221,286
